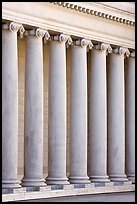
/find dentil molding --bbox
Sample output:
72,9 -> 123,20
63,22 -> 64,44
2,2 -> 135,49
50,2 -> 135,26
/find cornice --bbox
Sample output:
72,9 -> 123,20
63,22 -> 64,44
50,2 -> 135,27
2,2 -> 135,49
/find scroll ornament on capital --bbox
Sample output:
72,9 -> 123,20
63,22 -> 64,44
2,22 -> 25,37
73,38 -> 93,51
130,50 -> 135,58
25,28 -> 50,40
95,43 -> 112,53
50,33 -> 73,47
113,47 -> 130,58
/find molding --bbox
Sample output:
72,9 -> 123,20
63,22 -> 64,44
2,2 -> 135,49
50,2 -> 135,26
96,2 -> 134,13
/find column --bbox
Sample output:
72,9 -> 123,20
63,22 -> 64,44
125,51 -> 135,183
21,28 -> 49,187
69,39 -> 92,184
2,22 -> 24,188
46,34 -> 72,185
107,47 -> 129,182
89,43 -> 112,183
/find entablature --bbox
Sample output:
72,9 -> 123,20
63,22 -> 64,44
2,2 -> 135,49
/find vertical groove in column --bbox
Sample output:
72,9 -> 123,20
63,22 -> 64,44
125,51 -> 135,184
21,29 -> 48,187
2,22 -> 23,189
107,47 -> 129,182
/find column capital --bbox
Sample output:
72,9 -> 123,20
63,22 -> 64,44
73,38 -> 93,49
50,33 -> 72,44
113,47 -> 130,57
43,31 -> 50,44
94,43 -> 112,53
2,22 -> 25,37
130,50 -> 135,58
66,36 -> 73,48
25,28 -> 50,39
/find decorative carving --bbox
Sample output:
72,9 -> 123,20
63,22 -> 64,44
88,41 -> 94,50
73,38 -> 93,49
120,18 -> 124,23
9,22 -> 21,32
51,33 -> 72,44
113,47 -> 130,57
66,36 -> 73,48
19,26 -> 25,38
98,12 -> 102,17
125,49 -> 130,58
73,38 -> 93,51
82,8 -> 87,13
44,31 -> 50,44
2,22 -> 24,33
107,45 -> 113,53
78,6 -> 82,12
36,28 -> 47,38
130,50 -> 135,58
70,4 -> 75,9
95,43 -> 112,53
50,2 -> 135,26
109,15 -> 113,20
25,28 -> 49,39
90,10 -> 95,15
74,5 -> 79,10
86,9 -> 90,14
66,3 -> 70,8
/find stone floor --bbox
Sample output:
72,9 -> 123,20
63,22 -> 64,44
16,192 -> 135,202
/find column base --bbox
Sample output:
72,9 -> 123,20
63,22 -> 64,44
2,179 -> 21,189
46,177 -> 69,185
21,178 -> 46,187
127,174 -> 135,184
90,175 -> 110,183
109,174 -> 128,182
69,176 -> 90,184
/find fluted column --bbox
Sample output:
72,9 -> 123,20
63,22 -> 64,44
2,22 -> 24,188
46,34 -> 72,185
89,43 -> 112,183
125,51 -> 135,184
69,39 -> 92,184
107,47 -> 129,182
21,28 -> 50,187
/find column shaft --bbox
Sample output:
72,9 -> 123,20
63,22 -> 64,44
22,29 -> 46,187
2,23 -> 21,188
89,45 -> 110,183
69,40 -> 90,184
125,52 -> 135,183
46,36 -> 69,185
107,48 -> 128,182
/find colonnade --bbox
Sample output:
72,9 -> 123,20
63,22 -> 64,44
2,22 -> 135,189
